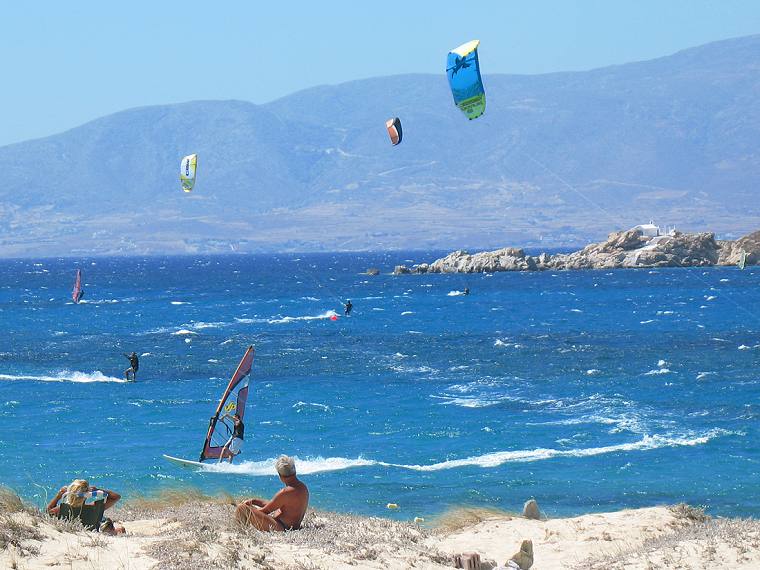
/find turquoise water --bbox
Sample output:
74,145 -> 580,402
1,254 -> 759,519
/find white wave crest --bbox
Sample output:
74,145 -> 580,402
389,431 -> 728,471
200,430 -> 728,476
268,310 -> 338,324
435,396 -> 503,408
447,290 -> 466,297
293,401 -> 332,413
0,371 -> 128,384
203,456 -> 376,476
494,339 -> 523,348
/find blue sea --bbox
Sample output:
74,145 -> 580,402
1,253 -> 759,519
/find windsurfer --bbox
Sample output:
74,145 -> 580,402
123,352 -> 139,382
218,412 -> 244,463
234,455 -> 309,531
344,300 -> 353,316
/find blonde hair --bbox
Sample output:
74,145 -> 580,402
275,455 -> 296,477
65,479 -> 89,508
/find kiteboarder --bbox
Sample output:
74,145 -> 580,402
218,412 -> 244,463
464,287 -> 470,296
344,300 -> 353,316
234,455 -> 309,531
123,352 -> 139,382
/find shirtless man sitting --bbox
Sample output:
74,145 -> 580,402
234,455 -> 309,531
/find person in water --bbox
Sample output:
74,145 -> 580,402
218,412 -> 244,463
344,300 -> 353,316
464,287 -> 470,295
235,455 -> 309,531
46,479 -> 121,517
123,352 -> 139,381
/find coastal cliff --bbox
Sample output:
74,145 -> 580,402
394,229 -> 760,274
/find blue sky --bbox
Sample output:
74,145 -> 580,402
1,0 -> 759,146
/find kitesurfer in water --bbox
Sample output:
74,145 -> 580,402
464,287 -> 470,296
123,352 -> 139,381
344,300 -> 353,316
218,412 -> 244,463
235,455 -> 309,531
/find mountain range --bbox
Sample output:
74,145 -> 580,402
1,34 -> 759,256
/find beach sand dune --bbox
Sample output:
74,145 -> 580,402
2,496 -> 759,569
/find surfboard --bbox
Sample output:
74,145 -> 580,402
162,454 -> 206,469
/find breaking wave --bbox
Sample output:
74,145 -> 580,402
268,310 -> 338,324
0,371 -> 128,384
200,430 -> 730,476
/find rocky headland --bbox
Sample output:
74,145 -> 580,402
394,229 -> 760,275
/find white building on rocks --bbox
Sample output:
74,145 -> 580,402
632,221 -> 677,239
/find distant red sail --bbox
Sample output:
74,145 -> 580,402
386,117 -> 403,146
72,270 -> 83,304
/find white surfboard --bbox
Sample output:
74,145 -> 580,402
162,454 -> 206,469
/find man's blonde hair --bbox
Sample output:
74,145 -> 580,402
275,455 -> 296,477
65,479 -> 89,508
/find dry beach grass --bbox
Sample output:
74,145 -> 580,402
3,487 -> 760,569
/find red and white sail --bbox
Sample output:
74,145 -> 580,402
199,346 -> 255,462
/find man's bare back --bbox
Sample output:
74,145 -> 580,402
235,456 -> 309,531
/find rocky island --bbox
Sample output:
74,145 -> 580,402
394,228 -> 760,274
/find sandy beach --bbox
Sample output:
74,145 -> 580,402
3,489 -> 759,570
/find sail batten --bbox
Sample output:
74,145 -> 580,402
199,346 -> 255,462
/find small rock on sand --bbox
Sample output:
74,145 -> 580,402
523,499 -> 541,520
509,539 -> 534,569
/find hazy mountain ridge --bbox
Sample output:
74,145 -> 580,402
1,35 -> 759,256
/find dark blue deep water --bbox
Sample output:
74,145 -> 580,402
1,253 -> 759,519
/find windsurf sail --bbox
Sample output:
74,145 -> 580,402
199,346 -> 255,462
180,153 -> 198,193
446,40 -> 486,120
72,269 -> 83,304
738,251 -> 747,270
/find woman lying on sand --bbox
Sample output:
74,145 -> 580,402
235,455 -> 309,531
45,479 -> 121,516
